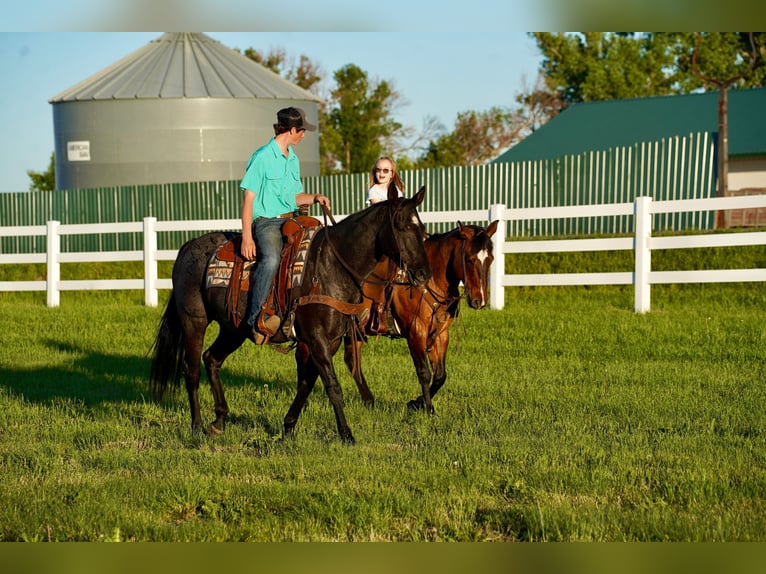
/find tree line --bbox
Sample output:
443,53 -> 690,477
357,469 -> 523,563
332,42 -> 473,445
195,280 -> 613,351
29,33 -> 765,191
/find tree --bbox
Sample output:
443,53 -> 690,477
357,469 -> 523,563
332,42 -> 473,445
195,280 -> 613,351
322,64 -> 404,174
687,33 -> 762,201
515,72 -> 565,134
514,32 -> 766,150
415,107 -> 528,168
242,47 -> 411,174
27,152 -> 55,192
674,32 -> 765,93
529,32 -> 765,110
532,32 -> 680,108
242,47 -> 322,93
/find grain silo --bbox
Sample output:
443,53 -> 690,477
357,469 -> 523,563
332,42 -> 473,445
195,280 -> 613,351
49,32 -> 321,190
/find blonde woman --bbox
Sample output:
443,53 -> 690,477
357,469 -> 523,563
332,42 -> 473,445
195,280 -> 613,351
366,157 -> 405,205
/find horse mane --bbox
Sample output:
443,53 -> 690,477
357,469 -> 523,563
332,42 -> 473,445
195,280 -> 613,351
429,224 -> 489,241
330,196 -> 404,230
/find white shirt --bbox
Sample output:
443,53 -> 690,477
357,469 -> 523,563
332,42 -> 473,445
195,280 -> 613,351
367,183 -> 404,204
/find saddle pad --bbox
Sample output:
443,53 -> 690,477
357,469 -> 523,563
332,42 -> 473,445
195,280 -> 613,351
290,226 -> 320,289
206,247 -> 255,289
204,223 -> 319,292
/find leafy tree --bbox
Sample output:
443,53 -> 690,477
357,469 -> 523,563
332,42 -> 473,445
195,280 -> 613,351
242,47 -> 409,174
683,33 -> 764,197
674,32 -> 765,92
322,64 -> 404,174
532,32 -> 680,106
27,152 -> 55,192
415,107 -> 527,168
515,71 -> 565,134
512,32 -> 766,149
242,47 -> 322,93
528,32 -> 765,111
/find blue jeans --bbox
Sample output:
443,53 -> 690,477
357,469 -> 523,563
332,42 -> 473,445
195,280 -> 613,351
246,217 -> 284,329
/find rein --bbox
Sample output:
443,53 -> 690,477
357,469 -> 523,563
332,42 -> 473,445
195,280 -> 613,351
315,202 -> 369,291
315,200 -> 408,291
400,237 -> 470,352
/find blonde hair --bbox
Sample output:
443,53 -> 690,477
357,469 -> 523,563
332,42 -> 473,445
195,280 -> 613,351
369,157 -> 405,193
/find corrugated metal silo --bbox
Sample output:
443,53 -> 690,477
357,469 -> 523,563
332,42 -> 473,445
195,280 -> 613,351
49,32 -> 321,190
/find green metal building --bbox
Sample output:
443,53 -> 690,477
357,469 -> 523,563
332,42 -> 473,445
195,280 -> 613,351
495,87 -> 766,193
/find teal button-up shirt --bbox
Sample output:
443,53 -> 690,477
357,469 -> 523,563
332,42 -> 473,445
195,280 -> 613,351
240,138 -> 303,219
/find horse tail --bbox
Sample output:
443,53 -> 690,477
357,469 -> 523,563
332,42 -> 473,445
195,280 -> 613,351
149,289 -> 185,400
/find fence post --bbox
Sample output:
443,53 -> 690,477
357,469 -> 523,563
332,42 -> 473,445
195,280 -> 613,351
46,220 -> 60,307
489,203 -> 506,310
144,217 -> 158,307
634,196 -> 652,313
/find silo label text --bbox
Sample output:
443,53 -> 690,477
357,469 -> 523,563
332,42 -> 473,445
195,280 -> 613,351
67,141 -> 91,162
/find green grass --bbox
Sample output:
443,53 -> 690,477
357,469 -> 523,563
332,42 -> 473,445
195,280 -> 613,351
0,246 -> 765,541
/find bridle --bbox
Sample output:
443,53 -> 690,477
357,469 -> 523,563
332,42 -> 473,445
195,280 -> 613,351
316,200 -> 417,291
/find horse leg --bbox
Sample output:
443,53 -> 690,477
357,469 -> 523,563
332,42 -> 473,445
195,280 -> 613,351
180,321 -> 206,433
283,342 -> 319,439
426,331 -> 450,403
406,335 -> 435,415
409,331 -> 449,414
343,335 -> 375,408
202,329 -> 246,435
285,339 -> 355,444
296,335 -> 355,444
320,358 -> 356,444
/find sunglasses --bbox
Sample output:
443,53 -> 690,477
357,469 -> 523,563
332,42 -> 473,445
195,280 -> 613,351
374,168 -> 391,174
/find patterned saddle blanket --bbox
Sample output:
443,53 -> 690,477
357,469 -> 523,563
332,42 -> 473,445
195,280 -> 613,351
205,216 -> 321,327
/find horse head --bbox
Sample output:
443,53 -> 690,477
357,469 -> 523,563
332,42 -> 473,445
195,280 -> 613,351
457,220 -> 498,309
384,185 -> 431,287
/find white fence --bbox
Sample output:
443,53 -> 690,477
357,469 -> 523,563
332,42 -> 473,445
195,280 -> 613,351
1,195 -> 765,312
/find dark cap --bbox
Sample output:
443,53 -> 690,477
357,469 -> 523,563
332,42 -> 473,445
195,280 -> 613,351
275,107 -> 316,132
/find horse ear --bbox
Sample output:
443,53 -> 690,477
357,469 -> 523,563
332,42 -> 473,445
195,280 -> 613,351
487,220 -> 499,238
457,221 -> 470,239
410,185 -> 426,207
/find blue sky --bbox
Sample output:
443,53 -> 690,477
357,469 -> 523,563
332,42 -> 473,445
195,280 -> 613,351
0,1 -> 746,192
0,32 -> 542,193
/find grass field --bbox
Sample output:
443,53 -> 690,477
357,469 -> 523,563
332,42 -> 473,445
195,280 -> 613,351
0,247 -> 765,542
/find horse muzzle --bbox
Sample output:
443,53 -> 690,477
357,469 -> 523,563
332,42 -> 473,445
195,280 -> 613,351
466,296 -> 487,310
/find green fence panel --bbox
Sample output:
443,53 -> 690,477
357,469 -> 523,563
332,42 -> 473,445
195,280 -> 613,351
0,132 -> 717,254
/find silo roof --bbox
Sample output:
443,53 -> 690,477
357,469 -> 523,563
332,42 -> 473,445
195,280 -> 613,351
49,32 -> 322,102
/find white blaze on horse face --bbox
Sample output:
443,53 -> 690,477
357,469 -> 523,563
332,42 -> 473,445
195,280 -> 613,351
475,248 -> 490,305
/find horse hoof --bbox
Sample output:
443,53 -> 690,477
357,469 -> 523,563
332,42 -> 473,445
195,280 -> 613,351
341,432 -> 356,445
206,423 -> 224,436
407,399 -> 423,411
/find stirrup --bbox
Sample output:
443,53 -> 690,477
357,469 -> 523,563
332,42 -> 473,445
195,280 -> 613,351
260,313 -> 282,335
252,329 -> 267,345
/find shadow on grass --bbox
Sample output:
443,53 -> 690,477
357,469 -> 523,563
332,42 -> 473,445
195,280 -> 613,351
1,338 -> 296,408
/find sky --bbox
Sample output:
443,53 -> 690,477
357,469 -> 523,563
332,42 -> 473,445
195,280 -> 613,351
0,31 -> 542,193
1,0 -> 754,193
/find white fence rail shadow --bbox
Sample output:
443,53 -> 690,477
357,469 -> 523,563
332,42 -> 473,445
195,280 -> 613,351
1,195 -> 765,312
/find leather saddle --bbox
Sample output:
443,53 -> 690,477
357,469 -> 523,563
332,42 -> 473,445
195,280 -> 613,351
206,216 -> 322,334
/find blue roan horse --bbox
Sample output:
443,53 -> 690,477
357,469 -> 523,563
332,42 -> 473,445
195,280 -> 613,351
149,186 -> 431,444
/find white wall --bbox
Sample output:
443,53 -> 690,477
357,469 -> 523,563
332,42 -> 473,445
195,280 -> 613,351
729,157 -> 766,191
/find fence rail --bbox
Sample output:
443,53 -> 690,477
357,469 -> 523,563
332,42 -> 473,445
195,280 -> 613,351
1,194 -> 765,312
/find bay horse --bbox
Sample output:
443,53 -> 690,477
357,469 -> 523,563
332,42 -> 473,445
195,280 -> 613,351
343,220 -> 498,414
149,185 -> 431,444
